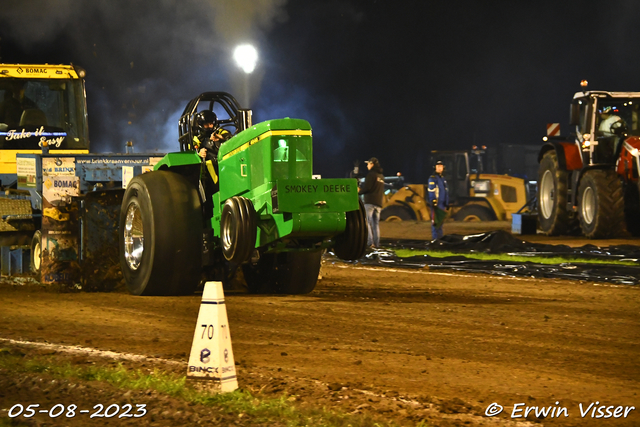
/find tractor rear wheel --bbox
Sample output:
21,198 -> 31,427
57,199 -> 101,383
119,171 -> 203,296
453,204 -> 495,222
221,196 -> 257,264
538,150 -> 573,235
334,199 -> 367,260
577,169 -> 626,238
380,205 -> 416,221
242,250 -> 322,294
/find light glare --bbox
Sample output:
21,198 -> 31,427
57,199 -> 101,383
234,44 -> 258,74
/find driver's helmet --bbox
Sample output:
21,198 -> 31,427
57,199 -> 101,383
195,110 -> 217,138
599,106 -> 616,115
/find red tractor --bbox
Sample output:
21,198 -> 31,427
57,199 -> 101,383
538,87 -> 640,238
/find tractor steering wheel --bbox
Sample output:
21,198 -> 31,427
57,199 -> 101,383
610,120 -> 628,137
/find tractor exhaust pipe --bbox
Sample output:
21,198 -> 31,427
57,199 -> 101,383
238,109 -> 252,132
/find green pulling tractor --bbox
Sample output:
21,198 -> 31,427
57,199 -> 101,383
119,92 -> 367,296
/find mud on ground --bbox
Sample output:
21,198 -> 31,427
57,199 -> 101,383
0,221 -> 639,426
0,271 -> 638,424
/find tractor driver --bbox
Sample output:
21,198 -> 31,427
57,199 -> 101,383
598,106 -> 626,157
194,110 -> 231,188
598,106 -> 625,137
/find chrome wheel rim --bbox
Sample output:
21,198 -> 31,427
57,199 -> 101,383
540,170 -> 554,219
581,186 -> 595,225
33,238 -> 41,271
124,203 -> 144,270
221,208 -> 236,253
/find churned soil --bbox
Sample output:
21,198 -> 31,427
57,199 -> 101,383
0,221 -> 639,426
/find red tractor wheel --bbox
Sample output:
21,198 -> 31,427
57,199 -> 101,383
577,169 -> 626,238
538,150 -> 575,235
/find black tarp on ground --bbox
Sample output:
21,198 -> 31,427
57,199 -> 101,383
381,230 -> 640,261
327,231 -> 640,286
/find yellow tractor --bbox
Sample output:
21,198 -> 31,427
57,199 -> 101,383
380,148 -> 530,222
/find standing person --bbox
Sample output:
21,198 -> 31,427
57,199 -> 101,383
428,160 -> 449,240
358,157 -> 385,249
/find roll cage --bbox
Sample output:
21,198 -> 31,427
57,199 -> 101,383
177,92 -> 252,152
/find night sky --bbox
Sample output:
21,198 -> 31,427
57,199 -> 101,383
2,0 -> 640,182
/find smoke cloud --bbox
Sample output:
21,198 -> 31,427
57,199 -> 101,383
0,0 -> 288,153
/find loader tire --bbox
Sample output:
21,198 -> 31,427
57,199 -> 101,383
453,204 -> 496,222
577,169 -> 626,239
221,196 -> 257,264
380,205 -> 416,221
538,150 -> 574,235
334,199 -> 367,260
119,171 -> 202,296
242,250 -> 322,294
30,230 -> 42,280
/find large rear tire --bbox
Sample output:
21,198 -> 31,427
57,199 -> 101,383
242,250 -> 322,294
577,169 -> 626,239
334,199 -> 367,260
221,196 -> 257,264
119,171 -> 203,296
538,150 -> 573,235
380,205 -> 416,221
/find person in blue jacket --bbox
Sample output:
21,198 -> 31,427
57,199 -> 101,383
427,160 -> 449,239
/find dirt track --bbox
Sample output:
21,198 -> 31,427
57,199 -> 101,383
0,221 -> 639,426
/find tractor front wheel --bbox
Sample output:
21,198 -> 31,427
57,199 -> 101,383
119,171 -> 203,296
538,150 -> 573,235
242,250 -> 322,294
578,169 -> 626,238
220,196 -> 257,264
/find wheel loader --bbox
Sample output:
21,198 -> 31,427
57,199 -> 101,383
380,147 -> 530,223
